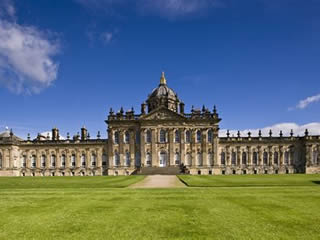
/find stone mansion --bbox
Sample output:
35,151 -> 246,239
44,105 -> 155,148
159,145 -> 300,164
0,73 -> 320,176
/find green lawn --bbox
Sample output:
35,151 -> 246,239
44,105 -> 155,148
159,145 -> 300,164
0,175 -> 320,240
0,176 -> 145,189
178,174 -> 320,187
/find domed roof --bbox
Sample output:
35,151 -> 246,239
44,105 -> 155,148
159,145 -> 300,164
148,72 -> 179,101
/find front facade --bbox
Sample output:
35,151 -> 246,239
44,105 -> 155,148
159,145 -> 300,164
1,73 -> 320,176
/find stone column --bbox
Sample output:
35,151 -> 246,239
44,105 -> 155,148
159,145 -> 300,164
247,146 -> 252,166
140,129 -> 145,167
202,129 -> 208,166
213,129 -> 219,167
151,129 -> 157,166
181,128 -> 185,165
119,130 -> 124,167
108,128 -> 114,168
129,129 -> 135,167
191,129 -> 195,167
169,128 -> 174,166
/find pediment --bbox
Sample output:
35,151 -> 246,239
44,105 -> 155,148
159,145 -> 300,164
140,107 -> 186,121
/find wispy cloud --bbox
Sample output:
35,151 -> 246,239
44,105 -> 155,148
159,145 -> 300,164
75,0 -> 223,19
0,0 -> 16,19
220,122 -> 320,137
101,31 -> 113,44
0,15 -> 60,94
289,94 -> 320,110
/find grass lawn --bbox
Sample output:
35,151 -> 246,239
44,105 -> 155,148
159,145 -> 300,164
178,174 -> 320,187
0,175 -> 319,240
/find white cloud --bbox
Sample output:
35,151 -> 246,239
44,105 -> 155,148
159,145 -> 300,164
0,0 -> 16,19
293,94 -> 320,110
0,20 -> 60,94
220,122 -> 320,137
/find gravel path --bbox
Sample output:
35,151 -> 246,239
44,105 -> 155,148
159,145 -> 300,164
129,175 -> 186,188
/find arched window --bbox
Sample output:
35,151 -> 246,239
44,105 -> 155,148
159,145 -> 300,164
253,152 -> 258,165
208,130 -> 213,143
312,150 -> 318,164
61,154 -> 66,168
175,152 -> 180,165
221,152 -> 226,165
185,130 -> 191,143
197,151 -> 202,166
231,152 -> 236,165
146,152 -> 152,166
124,131 -> 130,144
51,155 -> 56,167
81,154 -> 86,167
160,129 -> 166,143
91,154 -> 96,167
22,155 -> 27,168
145,130 -> 151,143
242,152 -> 247,165
186,152 -> 192,166
102,154 -> 107,167
114,131 -> 119,144
125,151 -> 130,166
31,155 -> 36,168
284,151 -> 289,164
175,130 -> 180,143
41,155 -> 46,168
274,152 -> 279,165
71,154 -> 76,167
114,152 -> 120,166
196,130 -> 202,143
263,152 -> 268,165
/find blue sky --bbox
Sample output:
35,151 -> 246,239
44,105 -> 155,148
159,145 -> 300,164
0,0 -> 320,139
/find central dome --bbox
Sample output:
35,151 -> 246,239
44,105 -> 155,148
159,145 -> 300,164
145,72 -> 181,113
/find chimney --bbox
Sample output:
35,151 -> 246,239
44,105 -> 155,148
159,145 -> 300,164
52,128 -> 59,141
180,102 -> 185,114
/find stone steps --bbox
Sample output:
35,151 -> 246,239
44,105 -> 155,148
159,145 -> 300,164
136,166 -> 183,175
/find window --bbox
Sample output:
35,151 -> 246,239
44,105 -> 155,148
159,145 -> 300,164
31,155 -> 36,168
231,152 -> 236,165
221,152 -> 226,165
124,131 -> 130,144
175,130 -> 180,143
175,152 -> 180,165
253,152 -> 258,165
232,170 -> 236,175
81,154 -> 86,167
114,152 -> 120,166
222,170 -> 225,175
102,154 -> 107,167
254,170 -> 257,174
91,154 -> 96,167
136,131 -> 141,144
61,154 -> 66,168
198,170 -> 201,175
41,155 -> 46,168
114,131 -> 119,144
22,155 -> 27,168
312,150 -> 318,164
145,130 -> 151,143
0,153 -> 2,169
243,170 -> 247,175
197,152 -> 202,166
274,152 -> 279,165
185,130 -> 191,143
275,170 -> 278,174
242,152 -> 247,165
196,130 -> 202,143
51,155 -> 56,167
263,152 -> 268,165
160,129 -> 166,143
208,130 -> 213,143
284,151 -> 289,164
71,154 -> 76,167
146,153 -> 152,166
186,153 -> 192,166
264,170 -> 268,174
209,170 -> 213,175
125,151 -> 130,166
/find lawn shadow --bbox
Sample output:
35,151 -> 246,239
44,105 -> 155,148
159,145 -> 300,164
312,181 -> 320,185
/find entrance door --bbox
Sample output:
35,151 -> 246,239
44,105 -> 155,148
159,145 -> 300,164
159,151 -> 167,167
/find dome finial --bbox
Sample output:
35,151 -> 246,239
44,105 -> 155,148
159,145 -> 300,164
160,71 -> 167,85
